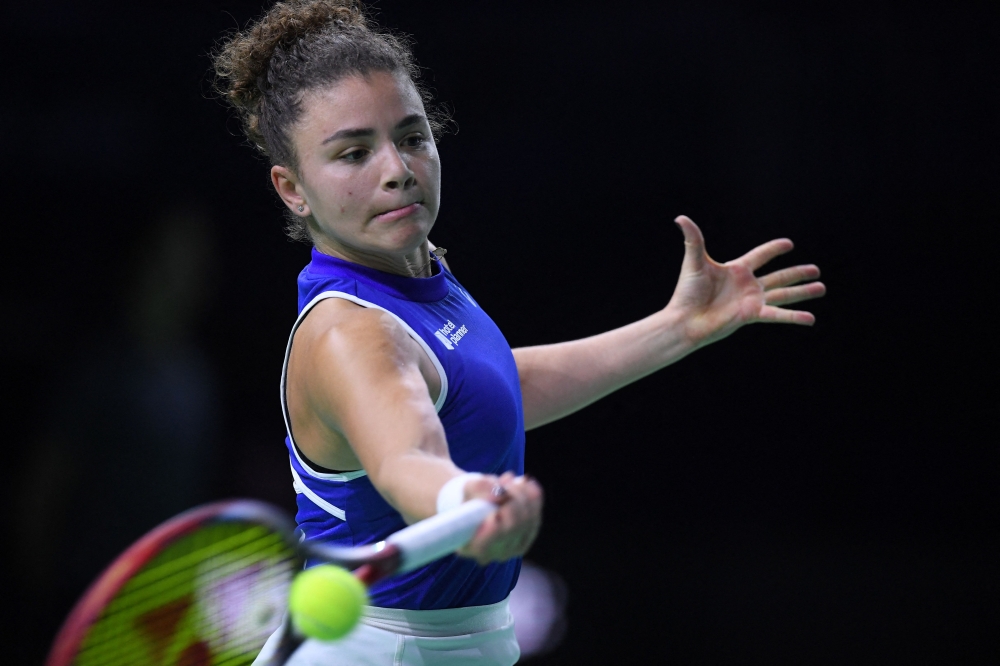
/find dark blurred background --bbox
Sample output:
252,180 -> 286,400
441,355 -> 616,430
1,1 -> 996,663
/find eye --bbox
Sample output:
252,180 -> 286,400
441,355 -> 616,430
340,148 -> 369,162
401,134 -> 427,148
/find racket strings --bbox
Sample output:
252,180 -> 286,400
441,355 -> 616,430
74,521 -> 299,666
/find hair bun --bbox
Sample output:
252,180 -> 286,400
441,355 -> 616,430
247,0 -> 366,79
214,1 -> 365,133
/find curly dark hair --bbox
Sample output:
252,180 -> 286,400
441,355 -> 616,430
213,0 -> 445,242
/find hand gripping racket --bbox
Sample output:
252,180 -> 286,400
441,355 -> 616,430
45,498 -> 494,666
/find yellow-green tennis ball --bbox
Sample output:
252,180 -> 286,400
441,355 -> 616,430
288,565 -> 368,641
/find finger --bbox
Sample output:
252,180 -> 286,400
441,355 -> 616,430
464,475 -> 511,506
510,529 -> 536,558
758,264 -> 820,289
474,516 -> 518,564
674,215 -> 707,272
471,480 -> 542,562
502,477 -> 543,510
465,476 -> 543,561
464,501 -> 516,562
764,282 -> 826,306
739,238 -> 794,272
518,522 -> 541,555
520,477 -> 544,506
495,472 -> 517,501
515,494 -> 543,547
506,481 -> 543,554
491,511 -> 538,560
460,513 -> 500,562
757,305 -> 816,325
499,486 -> 533,527
501,474 -> 532,490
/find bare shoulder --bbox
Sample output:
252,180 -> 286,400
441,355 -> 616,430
296,298 -> 419,366
285,297 -> 442,474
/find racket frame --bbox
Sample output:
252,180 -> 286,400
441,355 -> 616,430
45,500 -> 299,666
46,498 -> 495,666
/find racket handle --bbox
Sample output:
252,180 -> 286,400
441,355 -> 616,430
264,617 -> 305,666
387,499 -> 495,573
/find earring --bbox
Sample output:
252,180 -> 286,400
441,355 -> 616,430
297,205 -> 305,212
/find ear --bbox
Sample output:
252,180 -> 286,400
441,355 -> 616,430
271,165 -> 309,216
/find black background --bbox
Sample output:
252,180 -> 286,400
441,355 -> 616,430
2,1 -> 997,663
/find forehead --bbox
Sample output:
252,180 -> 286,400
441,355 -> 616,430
296,71 -> 425,141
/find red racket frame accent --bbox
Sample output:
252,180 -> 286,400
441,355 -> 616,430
45,500 -> 294,666
351,544 -> 403,586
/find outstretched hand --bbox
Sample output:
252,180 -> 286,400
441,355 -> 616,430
667,215 -> 826,347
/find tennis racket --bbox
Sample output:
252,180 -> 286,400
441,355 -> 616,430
46,498 -> 495,666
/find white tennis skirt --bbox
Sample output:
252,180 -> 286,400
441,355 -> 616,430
253,597 -> 520,665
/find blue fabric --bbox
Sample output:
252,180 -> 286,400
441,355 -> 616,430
284,248 -> 524,609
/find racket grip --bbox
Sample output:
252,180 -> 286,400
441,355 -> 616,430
387,499 -> 495,572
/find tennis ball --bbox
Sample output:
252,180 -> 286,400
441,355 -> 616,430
288,565 -> 368,641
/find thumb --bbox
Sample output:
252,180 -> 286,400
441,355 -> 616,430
675,215 -> 706,272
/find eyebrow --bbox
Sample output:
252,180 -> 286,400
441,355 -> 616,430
321,114 -> 426,145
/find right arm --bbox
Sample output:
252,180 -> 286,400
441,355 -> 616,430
288,299 -> 542,561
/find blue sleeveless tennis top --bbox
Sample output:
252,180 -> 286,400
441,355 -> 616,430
280,248 -> 525,610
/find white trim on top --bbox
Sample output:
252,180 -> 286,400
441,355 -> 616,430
280,290 -> 450,482
290,462 -> 346,520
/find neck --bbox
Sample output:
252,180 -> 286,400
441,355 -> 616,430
313,237 -> 434,278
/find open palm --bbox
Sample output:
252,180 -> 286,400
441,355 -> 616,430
668,215 -> 826,347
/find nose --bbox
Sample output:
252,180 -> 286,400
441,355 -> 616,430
381,146 -> 416,191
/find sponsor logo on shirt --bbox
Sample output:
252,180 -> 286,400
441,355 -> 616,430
434,320 -> 468,350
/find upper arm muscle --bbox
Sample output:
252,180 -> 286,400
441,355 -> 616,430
286,299 -> 447,479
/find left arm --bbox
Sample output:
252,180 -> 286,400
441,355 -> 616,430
515,215 -> 826,430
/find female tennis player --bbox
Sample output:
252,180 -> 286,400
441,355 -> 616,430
213,1 -> 825,663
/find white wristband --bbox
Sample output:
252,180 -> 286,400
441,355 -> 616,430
436,472 -> 483,515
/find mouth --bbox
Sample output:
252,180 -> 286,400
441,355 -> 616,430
373,201 -> 423,222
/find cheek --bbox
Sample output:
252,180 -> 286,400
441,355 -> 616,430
420,157 -> 442,194
311,171 -> 360,218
